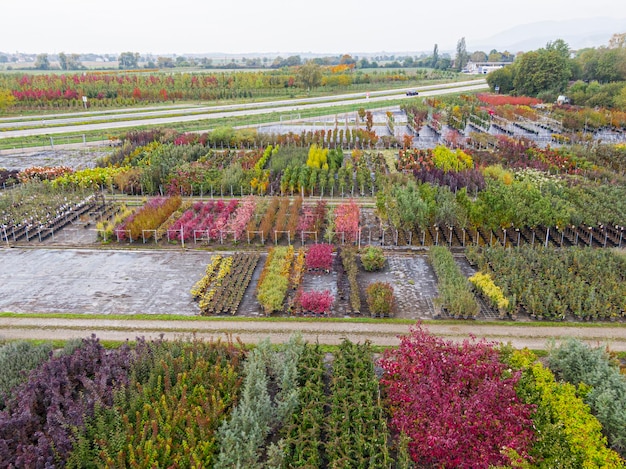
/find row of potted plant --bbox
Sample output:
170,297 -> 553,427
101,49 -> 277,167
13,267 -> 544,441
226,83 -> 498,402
429,246 -> 480,318
466,245 -> 626,320
256,246 -> 294,314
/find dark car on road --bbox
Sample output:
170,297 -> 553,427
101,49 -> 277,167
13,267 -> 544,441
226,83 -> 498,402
406,90 -> 419,96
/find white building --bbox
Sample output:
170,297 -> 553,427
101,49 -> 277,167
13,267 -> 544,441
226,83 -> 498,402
464,61 -> 509,75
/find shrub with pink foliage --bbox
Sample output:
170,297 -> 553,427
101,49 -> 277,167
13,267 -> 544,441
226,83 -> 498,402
169,199 -> 238,241
227,196 -> 256,240
297,289 -> 334,314
334,199 -> 360,242
305,243 -> 334,271
296,206 -> 315,233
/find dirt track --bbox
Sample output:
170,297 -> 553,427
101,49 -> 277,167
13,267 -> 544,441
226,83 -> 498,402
1,316 -> 626,350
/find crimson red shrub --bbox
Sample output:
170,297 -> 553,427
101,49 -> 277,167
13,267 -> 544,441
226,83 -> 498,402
305,243 -> 334,271
379,324 -> 534,468
297,289 -> 334,314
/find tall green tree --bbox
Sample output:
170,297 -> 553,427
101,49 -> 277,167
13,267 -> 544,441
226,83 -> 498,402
455,37 -> 469,72
118,51 -> 140,69
470,51 -> 487,62
432,43 -> 439,68
513,43 -> 572,97
34,53 -> 49,70
488,49 -> 503,62
577,47 -> 626,83
486,65 -> 515,94
58,52 -> 82,70
298,61 -> 322,91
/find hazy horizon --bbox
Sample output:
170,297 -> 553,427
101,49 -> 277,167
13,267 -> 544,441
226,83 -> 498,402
2,0 -> 625,55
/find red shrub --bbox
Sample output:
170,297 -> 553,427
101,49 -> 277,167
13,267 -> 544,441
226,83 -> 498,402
297,289 -> 334,314
334,199 -> 360,243
305,243 -> 334,271
477,94 -> 542,107
379,324 -> 534,469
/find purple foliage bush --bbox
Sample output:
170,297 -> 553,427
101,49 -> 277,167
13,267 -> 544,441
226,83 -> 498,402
0,335 -> 135,468
413,168 -> 486,193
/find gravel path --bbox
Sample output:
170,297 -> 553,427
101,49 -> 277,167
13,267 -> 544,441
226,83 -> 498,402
1,317 -> 626,350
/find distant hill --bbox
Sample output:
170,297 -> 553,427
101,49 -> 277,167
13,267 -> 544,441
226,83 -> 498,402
469,17 -> 626,53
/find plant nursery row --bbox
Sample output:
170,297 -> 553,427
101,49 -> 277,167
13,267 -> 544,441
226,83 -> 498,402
1,328 -> 625,468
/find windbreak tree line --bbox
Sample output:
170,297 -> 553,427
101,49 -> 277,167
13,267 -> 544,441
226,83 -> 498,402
486,35 -> 626,107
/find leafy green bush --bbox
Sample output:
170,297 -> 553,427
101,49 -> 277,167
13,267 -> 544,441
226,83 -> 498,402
0,341 -> 52,408
256,246 -> 294,314
429,246 -> 480,318
508,349 -> 624,467
469,271 -> 509,313
340,247 -> 361,313
215,336 -> 304,468
366,281 -> 394,317
548,339 -> 626,457
68,338 -> 243,468
360,246 -> 386,271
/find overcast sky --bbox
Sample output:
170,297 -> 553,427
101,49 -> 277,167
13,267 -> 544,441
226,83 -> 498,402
2,0 -> 625,55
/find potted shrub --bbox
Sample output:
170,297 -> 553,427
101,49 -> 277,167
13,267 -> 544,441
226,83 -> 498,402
366,282 -> 394,317
360,246 -> 386,272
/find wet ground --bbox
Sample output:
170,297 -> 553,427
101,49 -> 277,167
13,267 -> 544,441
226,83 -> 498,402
0,247 -> 210,315
0,246 -> 441,319
0,145 -> 111,171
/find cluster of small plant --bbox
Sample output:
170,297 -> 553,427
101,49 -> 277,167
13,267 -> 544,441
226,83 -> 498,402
412,167 -> 486,193
294,289 -> 335,315
0,336 -> 135,467
0,182 -> 94,235
191,252 -> 260,315
256,246 -> 294,314
0,169 -> 19,188
469,271 -> 510,317
333,199 -> 360,243
168,199 -> 238,242
305,243 -> 334,271
380,324 -> 535,467
0,341 -> 53,408
360,245 -> 386,271
466,245 -> 626,320
296,200 -> 327,241
214,337 -> 301,467
17,166 -> 73,183
548,339 -> 626,457
340,246 -> 361,313
507,347 -> 625,467
114,195 -> 181,241
67,337 -> 243,468
429,246 -> 480,318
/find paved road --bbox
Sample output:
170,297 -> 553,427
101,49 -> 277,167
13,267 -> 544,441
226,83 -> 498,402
1,316 -> 625,350
0,80 -> 488,139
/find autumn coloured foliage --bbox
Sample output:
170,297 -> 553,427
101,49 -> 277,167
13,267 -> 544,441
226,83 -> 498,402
476,93 -> 543,107
379,324 -> 534,468
17,166 -> 73,183
366,281 -> 394,317
0,336 -> 134,467
334,199 -> 360,242
169,199 -> 238,241
296,289 -> 334,315
116,195 -> 181,240
305,243 -> 334,271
